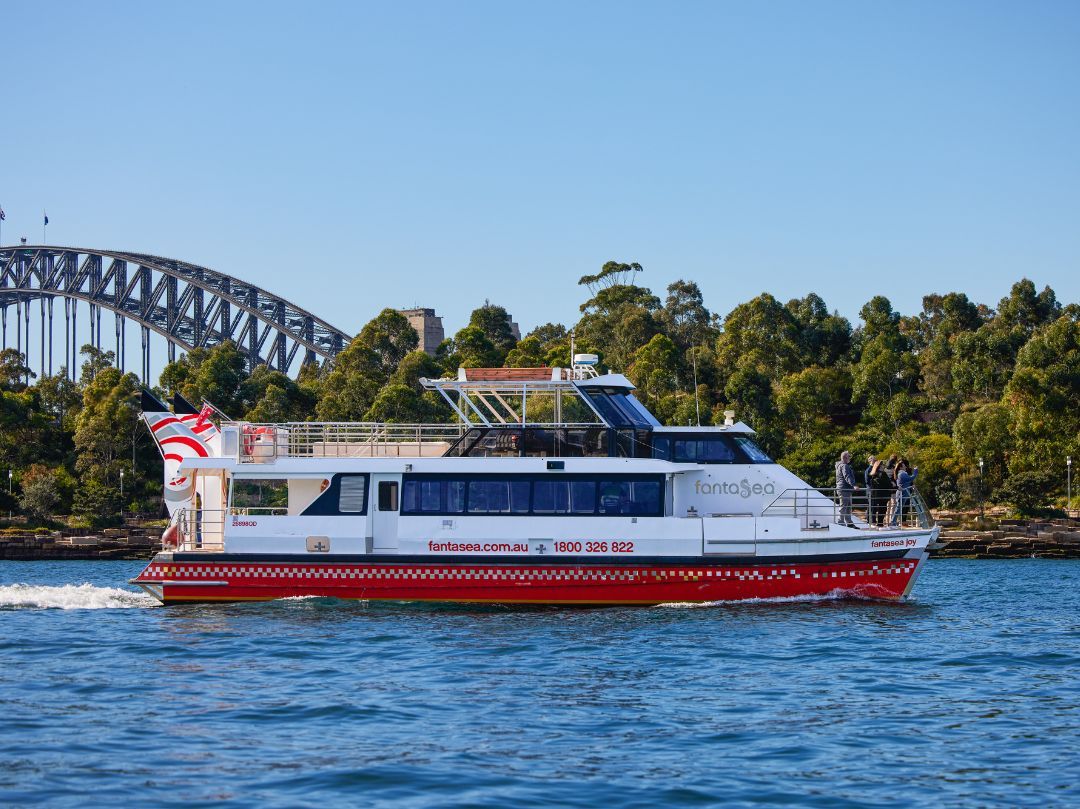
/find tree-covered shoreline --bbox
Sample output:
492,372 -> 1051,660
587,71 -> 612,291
2,263 -> 1077,525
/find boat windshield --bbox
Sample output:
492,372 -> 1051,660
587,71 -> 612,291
652,433 -> 774,464
576,387 -> 660,429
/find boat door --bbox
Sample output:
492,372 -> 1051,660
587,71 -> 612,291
371,474 -> 400,552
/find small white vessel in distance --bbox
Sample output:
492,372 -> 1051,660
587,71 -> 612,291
132,361 -> 937,604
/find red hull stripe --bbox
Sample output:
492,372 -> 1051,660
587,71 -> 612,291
136,558 -> 923,604
150,416 -> 182,432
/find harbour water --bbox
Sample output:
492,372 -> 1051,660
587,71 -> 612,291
1,559 -> 1078,808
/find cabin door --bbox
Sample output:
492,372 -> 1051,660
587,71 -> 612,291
371,475 -> 401,552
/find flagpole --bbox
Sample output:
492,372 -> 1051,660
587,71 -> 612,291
43,210 -> 47,244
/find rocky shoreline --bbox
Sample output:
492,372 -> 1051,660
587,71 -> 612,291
933,517 -> 1080,559
2,517 -> 1078,561
0,526 -> 163,560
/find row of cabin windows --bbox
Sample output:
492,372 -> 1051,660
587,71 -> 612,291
401,476 -> 664,517
445,427 -> 773,464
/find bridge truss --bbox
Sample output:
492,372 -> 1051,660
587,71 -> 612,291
0,246 -> 350,382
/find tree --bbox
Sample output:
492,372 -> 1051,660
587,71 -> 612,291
451,325 -> 501,368
628,334 -> 680,415
0,348 -> 33,391
79,344 -> 116,385
243,365 -> 314,422
851,296 -> 919,423
775,367 -> 854,448
73,365 -> 141,485
722,367 -> 778,450
715,293 -> 803,384
785,293 -> 852,368
908,433 -> 966,508
993,471 -> 1057,516
577,261 -> 643,294
19,464 -> 61,522
363,351 -> 452,423
911,293 -> 985,406
951,326 -> 1017,401
661,280 -> 716,352
952,403 -> 1014,490
995,279 -> 1060,339
468,302 -> 517,358
159,342 -> 249,416
317,310 -> 420,421
575,278 -> 662,373
503,336 -> 548,368
1004,314 -> 1080,475
355,309 -> 420,378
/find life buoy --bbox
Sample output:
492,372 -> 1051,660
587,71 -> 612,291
241,424 -> 274,456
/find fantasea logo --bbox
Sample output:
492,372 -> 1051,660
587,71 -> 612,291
694,479 -> 776,498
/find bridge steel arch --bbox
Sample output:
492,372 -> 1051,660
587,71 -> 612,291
0,246 -> 350,382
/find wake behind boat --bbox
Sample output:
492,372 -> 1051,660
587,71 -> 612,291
131,359 -> 937,604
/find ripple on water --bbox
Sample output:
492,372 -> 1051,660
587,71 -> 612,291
0,559 -> 1079,808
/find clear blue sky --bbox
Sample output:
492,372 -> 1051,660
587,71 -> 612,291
3,1 -> 1078,349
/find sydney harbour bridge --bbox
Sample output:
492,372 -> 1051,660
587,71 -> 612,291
0,246 -> 350,383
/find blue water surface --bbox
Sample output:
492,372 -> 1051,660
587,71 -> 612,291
1,559 -> 1078,808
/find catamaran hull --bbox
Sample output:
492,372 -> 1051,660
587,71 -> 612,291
132,551 -> 927,605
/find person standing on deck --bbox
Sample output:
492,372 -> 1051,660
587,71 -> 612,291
864,455 -> 877,523
835,451 -> 858,527
891,460 -> 919,526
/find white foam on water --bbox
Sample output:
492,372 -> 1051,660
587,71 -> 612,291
0,583 -> 160,610
654,589 -> 871,609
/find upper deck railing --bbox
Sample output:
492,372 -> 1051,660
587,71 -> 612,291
229,422 -> 469,462
762,487 -> 934,530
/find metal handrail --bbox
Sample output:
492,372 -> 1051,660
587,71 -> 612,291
173,508 -> 226,552
231,421 -> 607,462
762,486 -> 933,529
231,422 -> 467,462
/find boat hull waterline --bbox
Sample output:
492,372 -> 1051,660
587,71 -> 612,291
133,551 -> 928,605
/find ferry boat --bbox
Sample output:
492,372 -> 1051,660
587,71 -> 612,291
131,359 -> 937,605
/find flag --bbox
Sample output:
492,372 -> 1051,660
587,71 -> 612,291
44,213 -> 49,226
195,403 -> 215,430
0,206 -> 6,221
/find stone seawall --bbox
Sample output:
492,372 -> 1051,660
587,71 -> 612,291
931,518 -> 1080,559
0,527 -> 163,560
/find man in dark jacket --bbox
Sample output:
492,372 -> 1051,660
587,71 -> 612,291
835,450 -> 858,527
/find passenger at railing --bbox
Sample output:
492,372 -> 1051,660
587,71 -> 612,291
882,455 -> 900,525
890,460 -> 919,527
835,451 -> 859,528
866,456 -> 891,527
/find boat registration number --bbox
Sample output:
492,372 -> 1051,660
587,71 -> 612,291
554,541 -> 635,554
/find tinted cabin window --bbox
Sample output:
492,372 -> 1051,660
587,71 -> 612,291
651,434 -> 751,464
533,480 -> 570,513
400,474 -> 664,517
378,481 -> 399,511
446,480 -> 467,512
598,480 -> 661,515
570,481 -> 596,513
675,439 -> 736,463
403,479 -> 442,513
